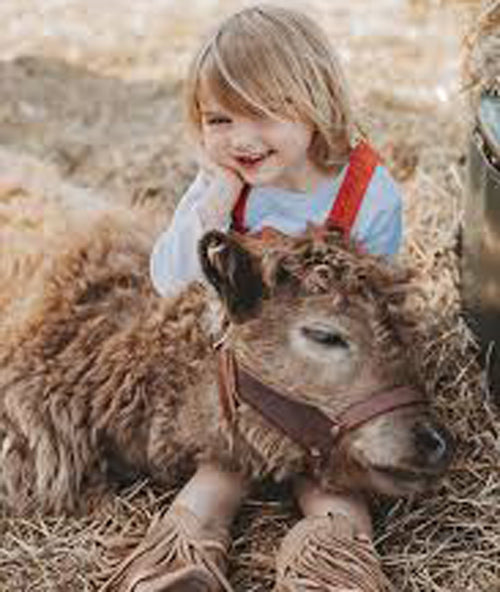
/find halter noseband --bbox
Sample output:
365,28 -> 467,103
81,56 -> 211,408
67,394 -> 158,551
216,345 -> 426,466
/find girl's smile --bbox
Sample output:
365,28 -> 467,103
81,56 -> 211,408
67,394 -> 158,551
234,149 -> 275,173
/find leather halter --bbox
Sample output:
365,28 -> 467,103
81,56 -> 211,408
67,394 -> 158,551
216,345 -> 426,465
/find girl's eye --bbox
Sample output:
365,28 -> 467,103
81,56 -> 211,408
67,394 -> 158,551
205,116 -> 232,126
300,326 -> 349,349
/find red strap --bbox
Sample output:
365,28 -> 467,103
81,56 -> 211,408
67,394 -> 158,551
326,141 -> 380,237
231,141 -> 379,237
231,184 -> 251,233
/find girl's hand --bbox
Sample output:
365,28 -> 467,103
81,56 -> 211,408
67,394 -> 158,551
199,150 -> 244,196
197,153 -> 245,229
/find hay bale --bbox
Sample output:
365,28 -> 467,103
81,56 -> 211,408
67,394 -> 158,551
463,0 -> 500,100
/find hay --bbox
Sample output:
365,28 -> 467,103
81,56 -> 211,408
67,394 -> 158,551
1,1 -> 499,591
462,0 -> 500,99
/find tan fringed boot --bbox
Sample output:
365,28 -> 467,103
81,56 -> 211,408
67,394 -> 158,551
99,465 -> 245,592
274,513 -> 391,592
101,503 -> 232,592
275,482 -> 392,592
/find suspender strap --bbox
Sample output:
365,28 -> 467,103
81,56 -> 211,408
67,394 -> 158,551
231,141 -> 379,236
231,184 -> 251,233
326,141 -> 380,237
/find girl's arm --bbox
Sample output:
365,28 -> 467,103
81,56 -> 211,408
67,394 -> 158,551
150,168 -> 243,298
150,171 -> 209,298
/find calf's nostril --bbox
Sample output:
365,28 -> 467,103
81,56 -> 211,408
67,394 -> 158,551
415,423 -> 451,467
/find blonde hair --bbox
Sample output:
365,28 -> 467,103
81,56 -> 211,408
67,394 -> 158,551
184,4 -> 354,171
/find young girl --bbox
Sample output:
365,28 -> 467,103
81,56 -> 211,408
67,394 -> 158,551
143,5 -> 398,591
150,5 -> 401,299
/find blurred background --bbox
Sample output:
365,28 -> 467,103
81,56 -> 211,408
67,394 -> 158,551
0,0 -> 475,236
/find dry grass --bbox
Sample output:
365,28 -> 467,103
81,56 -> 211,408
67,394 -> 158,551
1,1 -> 499,591
462,0 -> 500,99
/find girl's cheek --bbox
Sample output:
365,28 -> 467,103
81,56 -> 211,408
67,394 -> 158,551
202,144 -> 228,169
201,133 -> 216,154
204,134 -> 227,160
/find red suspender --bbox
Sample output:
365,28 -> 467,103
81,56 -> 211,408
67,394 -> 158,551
231,184 -> 250,233
325,140 -> 380,236
231,141 -> 379,236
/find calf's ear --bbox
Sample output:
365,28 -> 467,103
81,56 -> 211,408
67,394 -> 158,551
198,231 -> 264,321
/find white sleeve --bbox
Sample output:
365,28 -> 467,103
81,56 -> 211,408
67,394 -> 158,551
150,171 -> 228,298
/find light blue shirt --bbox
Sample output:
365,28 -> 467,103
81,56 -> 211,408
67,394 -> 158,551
150,164 -> 402,298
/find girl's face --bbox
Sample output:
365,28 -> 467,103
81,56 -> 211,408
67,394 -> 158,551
199,85 -> 324,192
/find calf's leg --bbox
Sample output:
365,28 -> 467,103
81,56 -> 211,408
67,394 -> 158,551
102,464 -> 246,592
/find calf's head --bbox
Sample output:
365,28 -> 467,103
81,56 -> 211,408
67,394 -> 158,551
199,229 -> 453,496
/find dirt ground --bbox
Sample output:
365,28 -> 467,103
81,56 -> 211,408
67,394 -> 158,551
1,1 -> 499,591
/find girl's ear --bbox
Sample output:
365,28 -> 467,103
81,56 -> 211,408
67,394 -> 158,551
198,231 -> 264,321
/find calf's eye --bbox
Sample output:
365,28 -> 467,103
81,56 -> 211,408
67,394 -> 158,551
301,326 -> 349,348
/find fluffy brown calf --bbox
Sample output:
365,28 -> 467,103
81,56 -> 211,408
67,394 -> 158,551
0,179 -> 452,514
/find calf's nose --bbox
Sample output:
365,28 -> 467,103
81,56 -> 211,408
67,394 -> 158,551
414,422 -> 454,470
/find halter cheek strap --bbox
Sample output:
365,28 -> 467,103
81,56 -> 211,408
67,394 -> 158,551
216,347 -> 426,466
230,141 -> 380,237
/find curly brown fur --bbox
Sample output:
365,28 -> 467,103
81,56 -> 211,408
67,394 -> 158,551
0,196 -> 219,512
0,192 -> 448,513
239,227 -> 424,377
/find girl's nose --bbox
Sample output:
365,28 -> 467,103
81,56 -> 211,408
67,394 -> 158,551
231,124 -> 262,153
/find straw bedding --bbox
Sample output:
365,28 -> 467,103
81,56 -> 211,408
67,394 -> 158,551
463,0 -> 500,99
